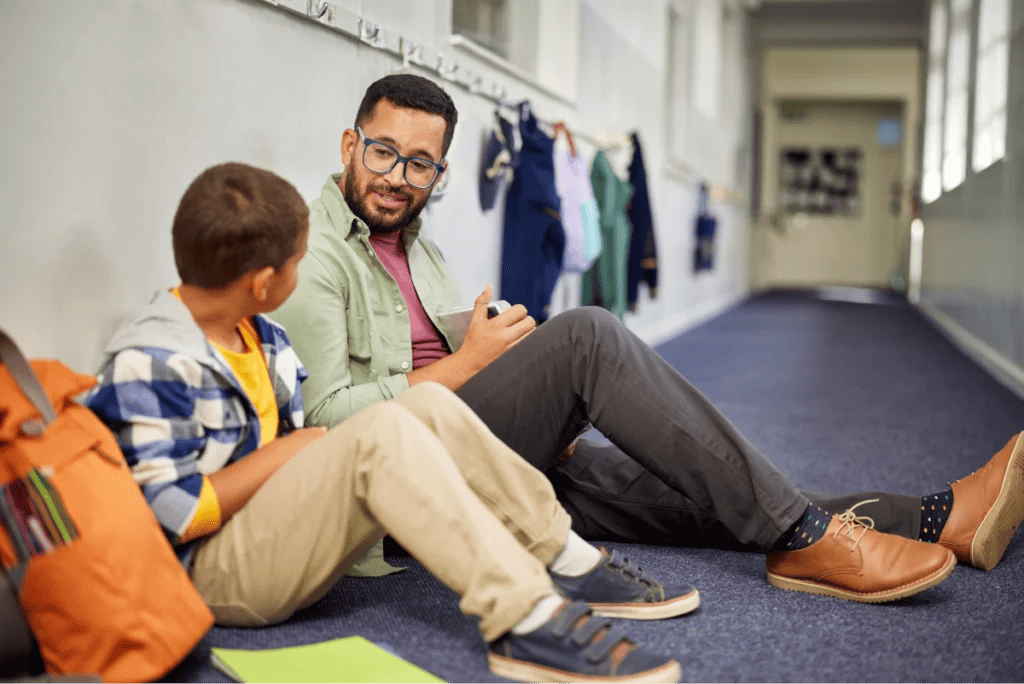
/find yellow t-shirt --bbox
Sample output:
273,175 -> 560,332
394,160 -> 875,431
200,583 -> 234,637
213,318 -> 280,448
170,288 -> 279,446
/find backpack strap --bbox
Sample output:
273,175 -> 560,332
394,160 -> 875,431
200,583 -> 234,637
0,329 -> 57,426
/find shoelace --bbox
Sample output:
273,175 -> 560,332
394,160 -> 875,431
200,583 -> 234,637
834,499 -> 879,551
605,550 -> 653,586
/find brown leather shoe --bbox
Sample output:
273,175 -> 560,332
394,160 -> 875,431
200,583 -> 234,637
766,502 -> 956,602
938,432 -> 1024,570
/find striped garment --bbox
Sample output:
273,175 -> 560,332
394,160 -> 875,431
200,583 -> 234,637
85,289 -> 307,564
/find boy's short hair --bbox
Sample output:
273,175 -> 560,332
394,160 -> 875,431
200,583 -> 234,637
355,74 -> 459,157
173,162 -> 309,289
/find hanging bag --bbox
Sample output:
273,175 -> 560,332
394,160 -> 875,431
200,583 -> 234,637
0,328 -> 213,682
694,182 -> 717,272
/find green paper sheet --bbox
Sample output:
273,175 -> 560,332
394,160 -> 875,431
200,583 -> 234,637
210,636 -> 446,683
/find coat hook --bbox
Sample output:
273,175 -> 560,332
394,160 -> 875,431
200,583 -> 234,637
401,39 -> 423,68
437,53 -> 458,81
307,0 -> 333,21
359,19 -> 382,46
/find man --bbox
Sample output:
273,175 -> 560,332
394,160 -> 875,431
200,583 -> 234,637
271,74 -> 1024,603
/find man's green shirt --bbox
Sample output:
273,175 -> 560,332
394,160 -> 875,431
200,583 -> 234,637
271,173 -> 463,428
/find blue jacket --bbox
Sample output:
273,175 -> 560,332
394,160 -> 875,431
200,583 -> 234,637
626,132 -> 658,310
500,102 -> 565,321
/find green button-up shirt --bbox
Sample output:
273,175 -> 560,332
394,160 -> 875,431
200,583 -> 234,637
272,174 -> 464,429
271,174 -> 464,576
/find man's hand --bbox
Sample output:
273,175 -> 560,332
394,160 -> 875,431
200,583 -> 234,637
407,284 -> 534,391
457,284 -> 536,371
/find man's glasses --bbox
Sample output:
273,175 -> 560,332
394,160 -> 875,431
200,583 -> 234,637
356,127 -> 445,189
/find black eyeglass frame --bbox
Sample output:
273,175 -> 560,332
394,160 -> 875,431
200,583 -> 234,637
355,127 -> 446,189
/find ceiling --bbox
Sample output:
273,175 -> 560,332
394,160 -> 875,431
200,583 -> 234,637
752,0 -> 928,22
749,0 -> 928,46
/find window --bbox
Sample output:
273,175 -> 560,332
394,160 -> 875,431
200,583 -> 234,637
667,0 -> 743,182
720,1 -> 745,185
693,0 -> 723,121
666,0 -> 694,163
451,0 -> 539,74
452,0 -> 510,59
450,0 -> 578,101
922,0 -> 946,203
942,0 -> 970,192
972,0 -> 1010,172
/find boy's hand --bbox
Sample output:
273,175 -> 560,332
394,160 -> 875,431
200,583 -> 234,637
457,284 -> 535,372
209,425 -> 328,521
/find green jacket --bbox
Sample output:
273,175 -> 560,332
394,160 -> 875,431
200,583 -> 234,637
582,151 -> 633,320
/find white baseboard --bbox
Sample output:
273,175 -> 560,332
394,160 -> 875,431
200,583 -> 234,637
630,290 -> 746,348
917,302 -> 1024,402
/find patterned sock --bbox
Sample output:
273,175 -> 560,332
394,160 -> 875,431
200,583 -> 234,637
918,489 -> 954,542
771,504 -> 832,551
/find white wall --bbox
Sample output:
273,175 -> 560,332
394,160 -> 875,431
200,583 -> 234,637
917,0 -> 1024,397
574,0 -> 753,342
0,0 -> 754,372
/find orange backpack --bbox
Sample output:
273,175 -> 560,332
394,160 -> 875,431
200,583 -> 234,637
0,329 -> 214,682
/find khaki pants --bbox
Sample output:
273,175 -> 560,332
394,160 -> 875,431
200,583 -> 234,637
189,382 -> 572,641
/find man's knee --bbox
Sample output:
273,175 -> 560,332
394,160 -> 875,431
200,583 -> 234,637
560,306 -> 618,327
548,306 -> 621,339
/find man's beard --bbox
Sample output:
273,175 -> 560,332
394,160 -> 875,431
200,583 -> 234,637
343,171 -> 428,234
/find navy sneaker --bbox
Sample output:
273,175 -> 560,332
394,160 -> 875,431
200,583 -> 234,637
551,548 -> 700,619
488,599 -> 681,683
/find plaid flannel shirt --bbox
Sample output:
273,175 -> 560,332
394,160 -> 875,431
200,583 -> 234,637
86,290 -> 307,564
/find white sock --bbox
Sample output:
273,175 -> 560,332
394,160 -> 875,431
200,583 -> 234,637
548,530 -> 602,577
510,593 -> 564,635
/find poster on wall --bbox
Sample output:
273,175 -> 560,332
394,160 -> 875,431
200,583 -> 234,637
779,147 -> 862,216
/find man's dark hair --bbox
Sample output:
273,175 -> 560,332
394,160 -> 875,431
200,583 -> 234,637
172,162 -> 309,289
355,74 -> 459,157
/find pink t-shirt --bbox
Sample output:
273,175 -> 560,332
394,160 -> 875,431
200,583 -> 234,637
369,231 -> 450,369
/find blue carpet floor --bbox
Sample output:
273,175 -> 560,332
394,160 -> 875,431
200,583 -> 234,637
166,291 -> 1024,682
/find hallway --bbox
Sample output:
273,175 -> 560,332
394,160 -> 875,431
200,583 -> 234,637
1,1 -> 1021,681
168,291 -> 1024,683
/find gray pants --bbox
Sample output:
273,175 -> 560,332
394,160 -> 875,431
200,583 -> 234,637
455,307 -> 920,552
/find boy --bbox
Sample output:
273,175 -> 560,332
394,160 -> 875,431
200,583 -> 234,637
85,162 -> 695,683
